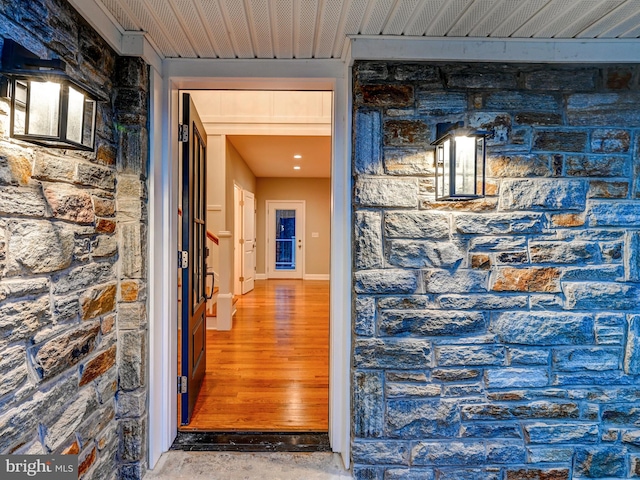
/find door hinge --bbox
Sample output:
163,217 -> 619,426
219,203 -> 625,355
178,124 -> 189,142
178,375 -> 187,394
239,276 -> 245,282
239,239 -> 245,245
179,250 -> 189,268
239,200 -> 245,206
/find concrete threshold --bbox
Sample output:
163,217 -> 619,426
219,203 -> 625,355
144,451 -> 353,480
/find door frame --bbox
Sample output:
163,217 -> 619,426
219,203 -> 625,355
148,61 -> 351,468
266,200 -> 305,279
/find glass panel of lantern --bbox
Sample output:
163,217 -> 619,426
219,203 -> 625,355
475,135 -> 485,196
454,135 -> 476,196
66,85 -> 96,149
66,85 -> 84,144
11,80 -> 28,136
27,80 -> 61,137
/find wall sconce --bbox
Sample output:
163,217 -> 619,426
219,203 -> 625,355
0,39 -> 107,151
431,122 -> 488,201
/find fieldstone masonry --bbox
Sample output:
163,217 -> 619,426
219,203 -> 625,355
352,62 -> 640,479
0,1 -> 149,479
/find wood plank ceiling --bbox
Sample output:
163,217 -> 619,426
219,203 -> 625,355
95,0 -> 640,60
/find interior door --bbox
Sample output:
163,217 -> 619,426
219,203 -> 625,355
180,93 -> 207,425
242,190 -> 256,294
267,201 -> 304,279
233,184 -> 242,295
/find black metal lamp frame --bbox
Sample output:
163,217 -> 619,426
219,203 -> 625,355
0,38 -> 107,151
431,121 -> 488,201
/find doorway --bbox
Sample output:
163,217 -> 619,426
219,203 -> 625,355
148,71 -> 351,468
178,90 -> 332,435
266,200 -> 305,279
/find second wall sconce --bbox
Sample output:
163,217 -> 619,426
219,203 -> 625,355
431,121 -> 488,201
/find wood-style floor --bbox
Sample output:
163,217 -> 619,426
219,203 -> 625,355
181,279 -> 329,432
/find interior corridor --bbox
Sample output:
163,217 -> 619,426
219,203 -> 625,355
181,279 -> 330,431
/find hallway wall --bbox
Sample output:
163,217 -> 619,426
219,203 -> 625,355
225,139 -> 256,232
352,60 -> 640,479
256,178 -> 331,277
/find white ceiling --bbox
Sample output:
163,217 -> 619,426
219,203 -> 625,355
227,135 -> 331,178
185,90 -> 331,178
94,0 -> 640,60
83,0 -> 640,179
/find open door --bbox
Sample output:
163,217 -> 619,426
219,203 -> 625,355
180,93 -> 207,425
242,190 -> 256,294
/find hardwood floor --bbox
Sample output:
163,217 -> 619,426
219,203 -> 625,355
181,279 -> 329,432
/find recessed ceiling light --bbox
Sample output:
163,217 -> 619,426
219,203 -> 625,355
293,166 -> 301,170
293,154 -> 302,159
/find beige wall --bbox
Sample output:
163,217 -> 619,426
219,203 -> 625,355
256,178 -> 331,276
206,134 -> 225,233
225,138 -> 256,231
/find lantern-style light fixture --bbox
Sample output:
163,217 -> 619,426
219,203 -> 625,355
431,122 -> 488,201
0,39 -> 106,151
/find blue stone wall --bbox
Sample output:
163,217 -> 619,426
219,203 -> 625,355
352,62 -> 640,479
0,2 -> 149,479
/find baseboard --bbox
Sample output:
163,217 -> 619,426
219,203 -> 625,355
256,273 -> 267,280
303,274 -> 330,281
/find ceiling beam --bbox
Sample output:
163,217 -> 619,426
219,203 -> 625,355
349,35 -> 640,63
202,123 -> 331,136
163,58 -> 345,89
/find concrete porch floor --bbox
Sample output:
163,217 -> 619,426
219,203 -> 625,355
144,451 -> 353,479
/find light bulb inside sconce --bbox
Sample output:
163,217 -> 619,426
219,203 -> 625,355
293,165 -> 301,170
293,154 -> 302,159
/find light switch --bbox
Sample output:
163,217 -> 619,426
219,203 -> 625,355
312,232 -> 319,238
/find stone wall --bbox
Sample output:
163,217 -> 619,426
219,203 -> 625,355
352,61 -> 640,479
0,1 -> 149,479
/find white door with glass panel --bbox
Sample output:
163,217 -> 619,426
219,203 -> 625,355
266,201 -> 305,279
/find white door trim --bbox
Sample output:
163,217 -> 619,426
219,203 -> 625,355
148,61 -> 351,469
266,200 -> 305,279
